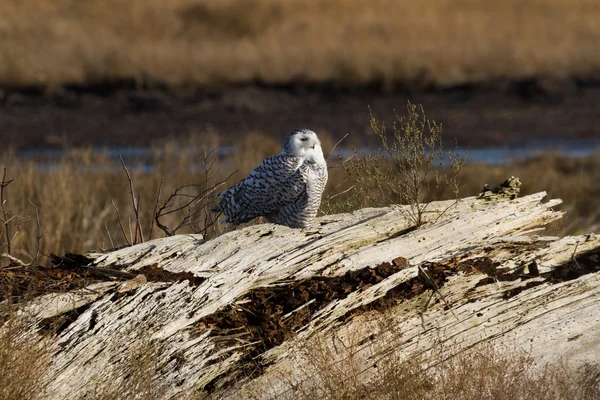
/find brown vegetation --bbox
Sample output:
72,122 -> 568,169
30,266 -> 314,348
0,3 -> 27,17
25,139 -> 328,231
244,333 -> 600,400
1,0 -> 599,89
1,103 -> 598,397
1,133 -> 599,266
0,305 -> 52,400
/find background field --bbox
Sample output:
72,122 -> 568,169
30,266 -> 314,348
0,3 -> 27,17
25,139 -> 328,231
1,0 -> 600,88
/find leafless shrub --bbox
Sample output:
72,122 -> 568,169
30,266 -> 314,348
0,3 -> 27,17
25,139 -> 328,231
118,151 -> 144,245
338,103 -> 466,226
1,165 -> 44,268
154,148 -> 234,239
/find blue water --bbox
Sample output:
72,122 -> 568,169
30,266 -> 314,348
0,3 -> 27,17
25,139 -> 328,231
13,140 -> 600,172
332,139 -> 600,165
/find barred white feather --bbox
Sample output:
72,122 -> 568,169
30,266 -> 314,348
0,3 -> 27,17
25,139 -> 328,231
213,129 -> 328,228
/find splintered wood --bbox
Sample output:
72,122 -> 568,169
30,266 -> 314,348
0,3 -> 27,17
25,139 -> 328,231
15,192 -> 599,399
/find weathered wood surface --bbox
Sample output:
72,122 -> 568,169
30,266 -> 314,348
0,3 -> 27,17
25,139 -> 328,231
20,192 -> 599,399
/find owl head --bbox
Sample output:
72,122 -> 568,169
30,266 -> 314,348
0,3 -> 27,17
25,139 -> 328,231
282,129 -> 323,158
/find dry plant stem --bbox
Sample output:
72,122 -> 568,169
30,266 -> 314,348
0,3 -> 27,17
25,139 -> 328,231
111,198 -> 131,246
128,217 -> 133,245
326,133 -> 349,163
572,241 -> 581,269
25,199 -> 42,266
0,253 -> 28,267
148,178 -> 163,241
118,151 -> 144,244
418,264 -> 457,321
1,167 -> 14,255
136,192 -> 142,242
154,149 -> 235,237
105,222 -> 116,249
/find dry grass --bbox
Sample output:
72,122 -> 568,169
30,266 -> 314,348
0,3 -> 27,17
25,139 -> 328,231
1,133 -> 599,266
0,299 -> 166,400
0,303 -> 52,400
1,0 -> 599,89
324,150 -> 600,234
86,337 -> 168,400
243,330 -> 600,400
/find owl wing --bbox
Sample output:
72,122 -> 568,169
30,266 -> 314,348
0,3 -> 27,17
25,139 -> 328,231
214,154 -> 308,224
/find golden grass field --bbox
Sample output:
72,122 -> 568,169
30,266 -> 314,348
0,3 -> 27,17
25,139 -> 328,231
1,0 -> 599,88
1,132 -> 598,265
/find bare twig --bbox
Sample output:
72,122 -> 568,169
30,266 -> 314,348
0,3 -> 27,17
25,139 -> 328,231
327,133 -> 349,162
154,170 -> 235,237
136,192 -> 142,243
148,179 -> 163,240
118,151 -> 144,244
327,184 -> 355,201
26,199 -> 42,266
105,222 -> 116,249
1,167 -> 13,255
0,253 -> 28,267
572,241 -> 581,269
111,198 -> 131,246
418,264 -> 458,321
128,216 -> 134,246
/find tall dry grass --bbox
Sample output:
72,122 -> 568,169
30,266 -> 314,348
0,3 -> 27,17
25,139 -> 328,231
1,0 -> 599,89
239,329 -> 600,400
0,303 -> 52,400
1,133 -> 599,267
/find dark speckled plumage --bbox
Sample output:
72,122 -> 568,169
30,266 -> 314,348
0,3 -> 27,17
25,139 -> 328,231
213,129 -> 328,228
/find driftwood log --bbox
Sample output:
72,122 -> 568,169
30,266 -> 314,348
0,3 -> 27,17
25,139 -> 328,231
17,191 -> 600,399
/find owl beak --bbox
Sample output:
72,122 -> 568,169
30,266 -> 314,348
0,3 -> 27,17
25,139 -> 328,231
311,144 -> 316,149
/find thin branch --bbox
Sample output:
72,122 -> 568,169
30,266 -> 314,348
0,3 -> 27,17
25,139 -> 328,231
418,264 -> 458,321
148,179 -> 163,240
136,192 -> 143,243
0,253 -> 28,268
327,185 -> 356,201
105,222 -> 116,249
571,241 -> 581,269
128,216 -> 133,246
118,151 -> 144,244
1,167 -> 13,255
327,133 -> 349,162
111,198 -> 131,246
26,199 -> 42,266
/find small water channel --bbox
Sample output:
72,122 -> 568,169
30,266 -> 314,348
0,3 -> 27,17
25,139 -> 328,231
12,139 -> 600,173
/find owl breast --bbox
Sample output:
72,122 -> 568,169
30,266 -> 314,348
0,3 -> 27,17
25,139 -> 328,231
268,160 -> 328,228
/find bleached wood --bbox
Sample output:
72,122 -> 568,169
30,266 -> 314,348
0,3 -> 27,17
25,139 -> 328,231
20,192 -> 599,399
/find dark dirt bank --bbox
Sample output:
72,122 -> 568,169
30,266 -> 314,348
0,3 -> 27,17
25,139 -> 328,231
1,79 -> 599,151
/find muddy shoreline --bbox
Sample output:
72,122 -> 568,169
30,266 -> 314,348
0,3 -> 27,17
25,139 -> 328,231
1,80 -> 599,151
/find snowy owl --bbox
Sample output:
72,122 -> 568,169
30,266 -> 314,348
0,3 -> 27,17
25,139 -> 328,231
213,129 -> 328,228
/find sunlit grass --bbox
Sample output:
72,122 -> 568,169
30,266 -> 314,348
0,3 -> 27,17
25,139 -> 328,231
0,132 -> 598,265
1,0 -> 599,88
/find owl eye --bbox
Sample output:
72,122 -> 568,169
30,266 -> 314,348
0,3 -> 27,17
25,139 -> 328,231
300,137 -> 308,142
